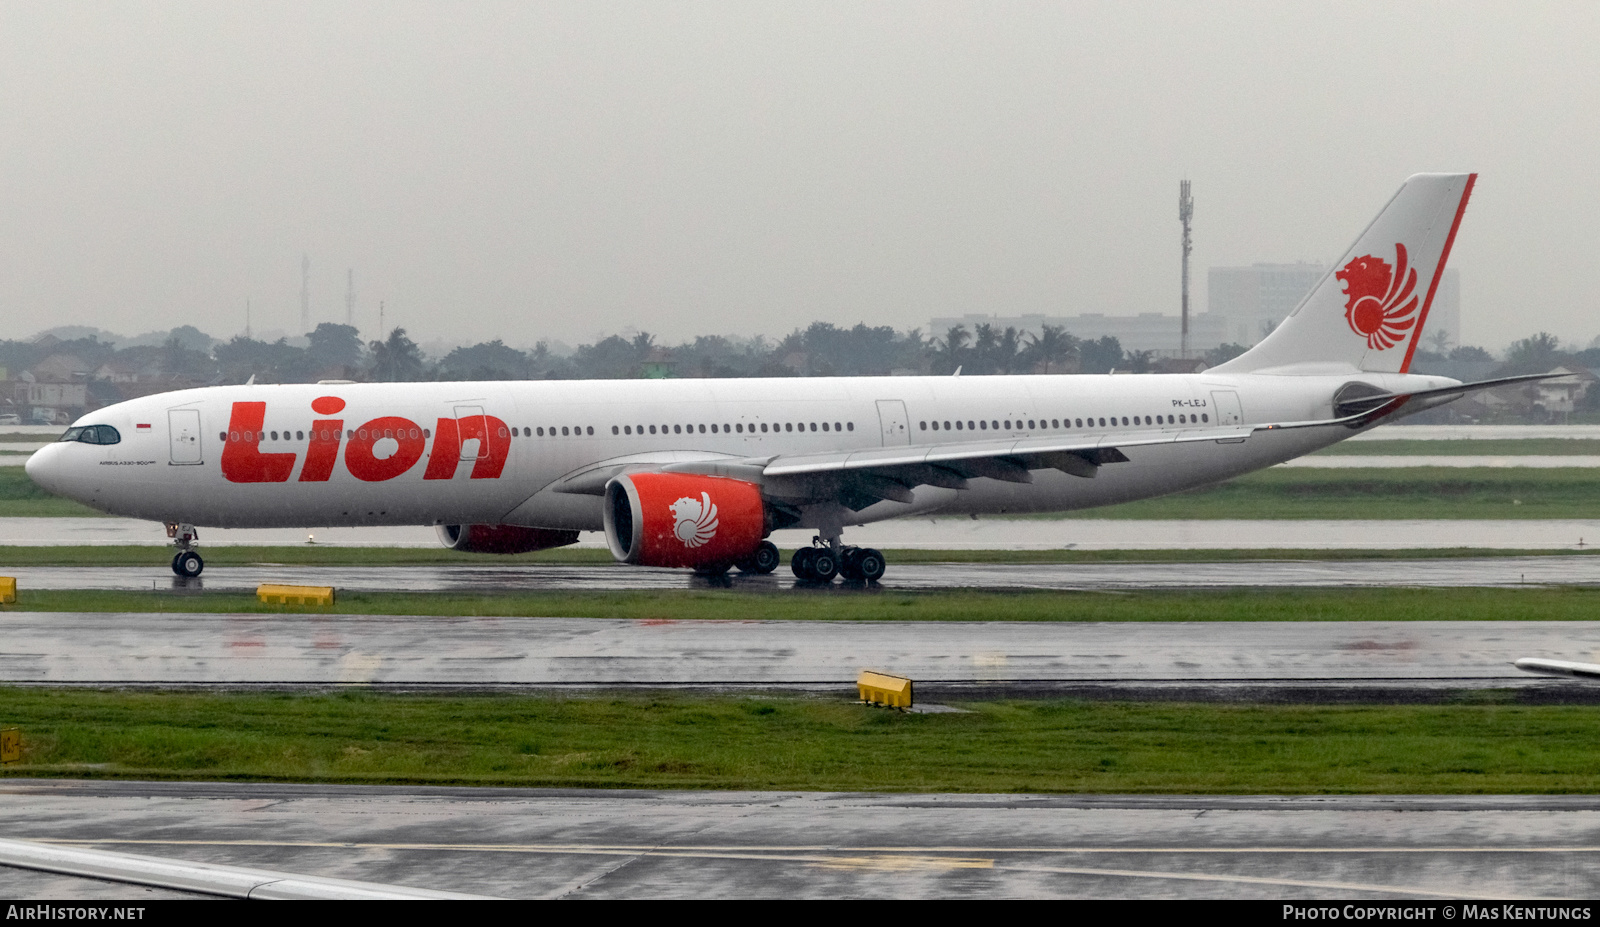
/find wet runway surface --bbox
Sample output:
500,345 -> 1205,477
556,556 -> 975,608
0,612 -> 1590,690
4,780 -> 1600,899
10,554 -> 1600,594
8,517 -> 1600,550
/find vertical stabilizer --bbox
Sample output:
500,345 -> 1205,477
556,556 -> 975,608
1212,173 -> 1475,375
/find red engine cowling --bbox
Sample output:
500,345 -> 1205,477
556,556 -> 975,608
436,524 -> 580,554
604,472 -> 765,568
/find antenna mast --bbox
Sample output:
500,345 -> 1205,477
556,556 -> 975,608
345,269 -> 355,326
300,254 -> 311,334
1179,179 -> 1194,359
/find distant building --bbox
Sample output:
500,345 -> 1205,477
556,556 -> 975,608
1208,263 -> 1460,349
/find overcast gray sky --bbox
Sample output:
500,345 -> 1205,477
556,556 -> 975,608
1,2 -> 1595,351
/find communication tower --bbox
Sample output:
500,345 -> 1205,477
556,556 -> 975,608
300,254 -> 311,334
345,269 -> 355,327
1179,180 -> 1194,359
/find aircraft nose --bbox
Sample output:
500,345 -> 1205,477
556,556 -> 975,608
23,442 -> 66,495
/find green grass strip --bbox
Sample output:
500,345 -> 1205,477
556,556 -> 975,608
3,689 -> 1599,793
1317,439 -> 1600,456
1040,467 -> 1600,520
7,464 -> 1600,519
8,586 -> 1600,622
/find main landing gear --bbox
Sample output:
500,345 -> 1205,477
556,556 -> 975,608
693,540 -> 782,578
792,537 -> 886,584
166,522 -> 204,578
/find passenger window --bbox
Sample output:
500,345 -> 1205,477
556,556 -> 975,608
943,421 -> 951,430
809,423 -> 817,432
955,421 -> 963,430
979,420 -> 986,430
560,427 -> 568,436
968,421 -> 975,430
920,422 -> 927,430
1028,420 -> 1035,429
1004,421 -> 1011,430
761,423 -> 769,433
537,427 -> 544,436
1122,417 -> 1129,426
587,426 -> 594,435
1051,419 -> 1059,428
612,426 -> 619,435
1203,414 -> 1210,423
847,422 -> 854,431
699,424 -> 706,433
834,422 -> 841,431
219,431 -> 227,441
822,422 -> 829,432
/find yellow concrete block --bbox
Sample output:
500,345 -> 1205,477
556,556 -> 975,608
1,729 -> 18,765
858,670 -> 913,709
257,584 -> 335,607
0,577 -> 13,605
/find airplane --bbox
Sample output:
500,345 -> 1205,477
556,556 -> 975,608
25,172 -> 1539,583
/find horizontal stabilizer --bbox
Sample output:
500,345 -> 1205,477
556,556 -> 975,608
1332,373 -> 1559,418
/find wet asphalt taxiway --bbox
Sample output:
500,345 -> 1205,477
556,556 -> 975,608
5,781 -> 1600,899
9,553 -> 1600,594
0,611 -> 1592,692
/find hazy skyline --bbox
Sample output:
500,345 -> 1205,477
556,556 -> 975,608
3,2 -> 1596,352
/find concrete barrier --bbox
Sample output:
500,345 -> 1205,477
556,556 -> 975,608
858,670 -> 913,709
257,584 -> 335,607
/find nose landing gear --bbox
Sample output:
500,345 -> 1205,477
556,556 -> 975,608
165,522 -> 204,578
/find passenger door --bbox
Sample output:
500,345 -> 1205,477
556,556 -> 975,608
168,408 -> 203,465
875,399 -> 910,446
1210,390 -> 1244,426
454,405 -> 487,461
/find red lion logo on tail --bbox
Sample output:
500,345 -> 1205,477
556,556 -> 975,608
1336,243 -> 1419,350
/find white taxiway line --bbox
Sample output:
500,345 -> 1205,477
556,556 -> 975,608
0,837 -> 496,900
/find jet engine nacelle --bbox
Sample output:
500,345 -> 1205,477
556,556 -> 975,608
436,524 -> 580,554
604,472 -> 765,569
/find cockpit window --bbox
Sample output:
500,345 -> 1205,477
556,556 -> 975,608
57,425 -> 121,445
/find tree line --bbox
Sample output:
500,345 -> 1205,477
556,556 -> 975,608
1,321 -> 1590,387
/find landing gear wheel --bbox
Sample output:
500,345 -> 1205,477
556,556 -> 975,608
809,549 -> 839,582
737,540 -> 781,574
172,550 -> 204,578
750,540 -> 780,574
791,547 -> 817,579
855,548 -> 886,582
839,547 -> 886,582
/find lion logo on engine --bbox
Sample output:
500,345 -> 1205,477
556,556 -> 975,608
669,492 -> 720,548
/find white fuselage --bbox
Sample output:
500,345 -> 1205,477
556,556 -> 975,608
25,370 -> 1452,533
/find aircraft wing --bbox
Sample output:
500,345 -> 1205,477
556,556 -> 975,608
729,374 -> 1551,509
553,374 -> 1545,509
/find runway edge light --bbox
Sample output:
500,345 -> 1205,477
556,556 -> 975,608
257,584 -> 335,607
1,730 -> 19,765
858,671 -> 913,709
0,577 -> 14,605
